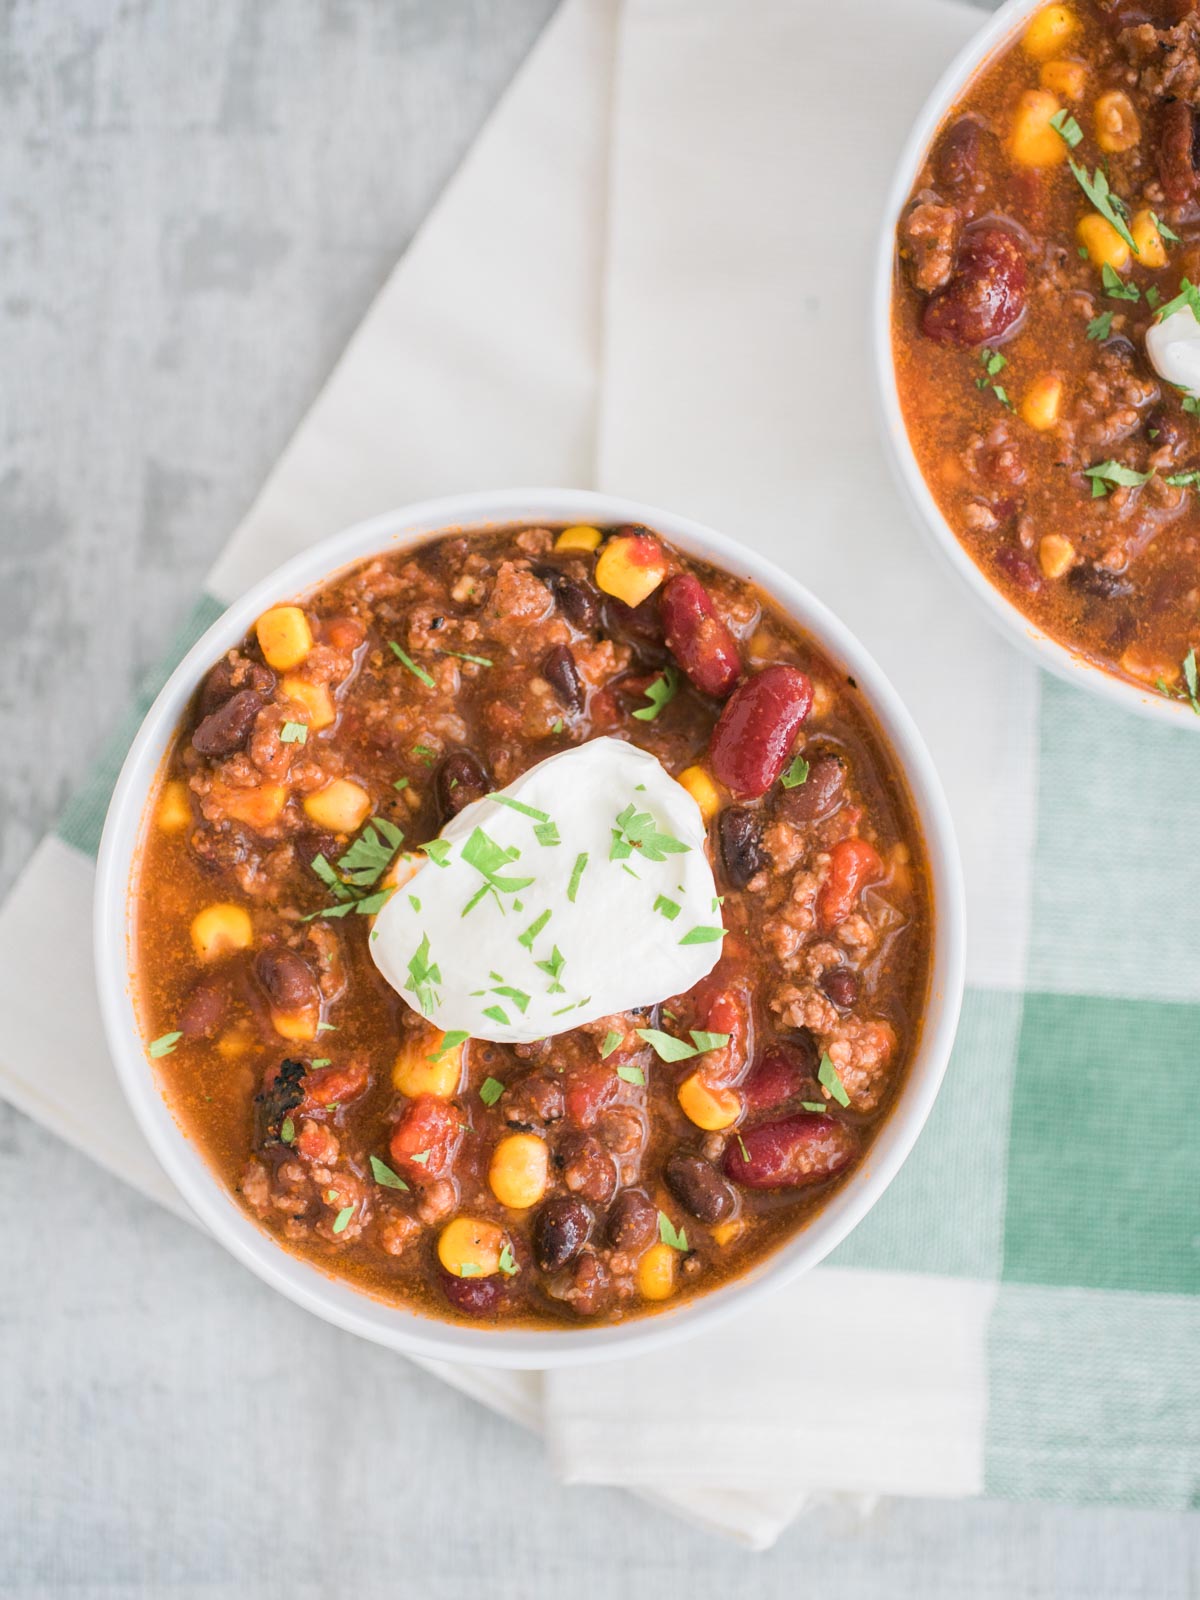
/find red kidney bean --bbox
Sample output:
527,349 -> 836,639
256,950 -> 321,1015
557,1131 -> 617,1206
435,750 -> 489,821
718,806 -> 765,889
921,225 -> 1026,349
179,980 -> 228,1039
533,1196 -> 593,1273
664,1154 -> 736,1223
389,1095 -> 463,1181
542,643 -> 583,710
441,1269 -> 507,1318
606,1188 -> 657,1253
741,1037 -> 816,1115
1159,100 -> 1197,204
816,837 -> 883,931
723,1113 -> 858,1189
933,116 -> 983,191
561,1251 -> 612,1318
192,689 -> 264,757
709,665 -> 813,798
660,573 -> 741,697
820,966 -> 859,1011
779,752 -> 845,825
993,547 -> 1042,595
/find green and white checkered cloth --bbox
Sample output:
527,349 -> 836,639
0,0 -> 1194,1547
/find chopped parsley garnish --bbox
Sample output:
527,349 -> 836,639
631,666 -> 680,723
1152,212 -> 1181,244
280,1117 -> 296,1144
428,1029 -> 468,1062
551,718 -> 564,734
658,1212 -> 689,1252
636,1028 -> 698,1062
310,1058 -> 331,1068
317,1021 -> 338,1032
1086,310 -> 1114,342
479,1077 -> 506,1106
610,802 -> 690,862
817,1052 -> 851,1108
1147,286 -> 1163,311
461,827 -> 534,894
491,985 -> 531,1013
280,720 -> 308,744
420,838 -> 452,867
616,1064 -> 646,1085
369,1155 -> 409,1191
975,347 -> 1013,408
535,946 -> 566,992
653,893 -> 681,921
1068,158 -> 1138,254
311,852 -> 355,902
440,648 -> 494,667
1100,262 -> 1139,303
337,816 -> 405,887
483,1004 -> 509,1026
679,924 -> 725,945
1083,459 -> 1153,498
1159,647 -> 1200,713
389,641 -> 436,688
1049,108 -> 1083,148
498,1242 -> 518,1276
688,1030 -> 730,1053
1164,469 -> 1200,488
412,743 -> 436,765
599,1029 -> 622,1059
801,1101 -> 827,1114
534,819 -> 561,847
409,1150 -> 431,1166
567,852 -> 589,903
781,754 -> 810,789
1154,277 -> 1200,322
735,1133 -> 750,1162
332,1204 -> 355,1235
149,1030 -> 183,1058
518,911 -> 552,950
405,933 -> 443,1018
492,794 -> 550,822
393,777 -> 410,791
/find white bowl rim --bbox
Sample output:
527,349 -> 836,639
873,0 -> 1197,728
95,486 -> 967,1370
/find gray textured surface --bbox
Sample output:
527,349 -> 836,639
1,1 -> 1198,1594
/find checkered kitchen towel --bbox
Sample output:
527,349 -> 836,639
1,0 -> 1195,1544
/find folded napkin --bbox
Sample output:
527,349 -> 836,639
2,0 -> 1197,1553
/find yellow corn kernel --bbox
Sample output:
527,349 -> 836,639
1038,534 -> 1075,579
554,524 -> 603,553
1022,5 -> 1078,60
256,605 -> 314,671
280,675 -> 335,731
219,781 -> 288,831
1008,89 -> 1070,168
594,532 -> 668,608
1076,213 -> 1130,274
438,1215 -> 506,1278
190,902 -> 253,961
488,1133 -> 549,1210
677,765 -> 721,824
1130,208 -> 1168,270
1039,58 -> 1086,100
157,779 -> 191,833
392,1030 -> 464,1098
678,1073 -> 741,1132
216,1027 -> 253,1059
272,1007 -> 318,1042
1121,645 -> 1179,686
637,1242 -> 677,1301
303,778 -> 371,834
1020,374 -> 1063,432
710,1219 -> 743,1248
1094,90 -> 1140,154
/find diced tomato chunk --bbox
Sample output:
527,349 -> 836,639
564,1062 -> 619,1128
302,1058 -> 370,1110
389,1095 -> 463,1181
816,837 -> 883,930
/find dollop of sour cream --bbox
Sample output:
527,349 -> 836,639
369,738 -> 723,1044
1145,304 -> 1200,398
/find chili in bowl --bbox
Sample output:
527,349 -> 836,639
96,489 -> 964,1368
877,0 -> 1200,723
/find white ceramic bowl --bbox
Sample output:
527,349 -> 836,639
874,0 -> 1196,727
95,488 -> 966,1369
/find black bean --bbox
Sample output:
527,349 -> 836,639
664,1154 -> 736,1224
779,752 -> 845,825
256,950 -> 320,1015
191,689 -> 263,757
533,1196 -> 593,1273
200,657 -> 274,716
435,750 -> 490,821
933,116 -> 983,190
820,967 -> 859,1011
442,1270 -> 507,1317
1068,564 -> 1134,601
606,1189 -> 657,1253
718,806 -> 765,889
542,643 -> 583,711
535,566 -> 600,630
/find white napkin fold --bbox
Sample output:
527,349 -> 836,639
0,0 -> 996,1550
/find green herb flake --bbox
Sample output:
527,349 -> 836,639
410,1150 -> 431,1166
518,909 -> 552,949
479,1077 -> 506,1106
616,1063 -> 646,1085
1152,212 -> 1181,245
280,720 -> 309,745
653,893 -> 682,921
1083,459 -> 1154,498
491,794 -> 550,822
1049,108 -> 1083,149
310,1058 -> 331,1068
1154,277 -> 1200,323
1147,286 -> 1163,311
658,1212 -> 689,1252
567,852 -> 589,903
491,985 -> 531,1014
631,666 -> 680,723
498,1242 -> 518,1276
689,1029 -> 731,1054
149,1031 -> 183,1059
482,1004 -> 510,1026
388,641 -> 436,688
393,777 -> 410,791
462,826 -> 534,894
599,1029 -> 623,1060
817,1052 -> 851,1109
405,933 -> 443,1018
412,743 -> 436,765
440,648 -> 494,667
735,1133 -> 750,1162
535,946 -> 566,991
427,1029 -> 469,1063
332,1205 -> 355,1235
1086,310 -> 1115,341
781,753 -> 810,789
1068,158 -> 1139,254
337,816 -> 405,888
1101,262 -> 1140,302
534,819 -> 561,847
680,924 -> 725,946
280,1117 -> 296,1144
369,1155 -> 409,1191
317,1021 -> 338,1033
610,802 -> 691,863
420,837 -> 452,867
635,1028 -> 699,1063
551,718 -> 564,734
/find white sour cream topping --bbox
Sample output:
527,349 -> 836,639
369,737 -> 723,1044
1145,305 -> 1200,398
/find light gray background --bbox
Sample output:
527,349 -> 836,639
2,3 -> 1196,1595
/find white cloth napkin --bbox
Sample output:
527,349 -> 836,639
0,0 -> 998,1550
